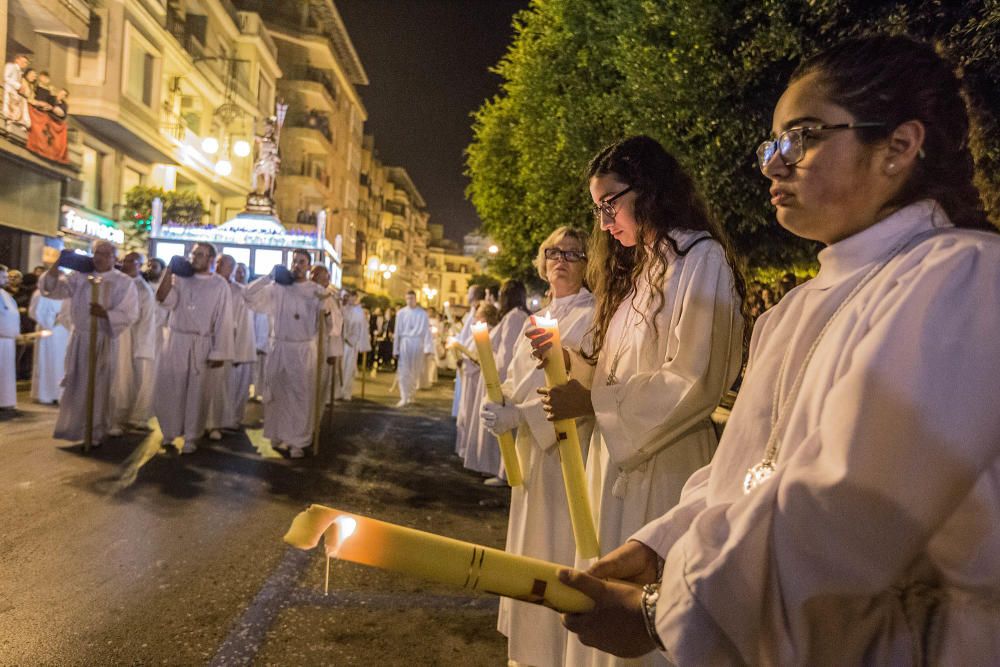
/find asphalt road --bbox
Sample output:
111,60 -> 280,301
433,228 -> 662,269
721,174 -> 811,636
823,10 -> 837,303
0,370 -> 512,666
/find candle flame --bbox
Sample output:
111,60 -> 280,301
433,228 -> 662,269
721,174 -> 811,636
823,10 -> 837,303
532,310 -> 557,328
471,321 -> 488,333
335,515 -> 358,541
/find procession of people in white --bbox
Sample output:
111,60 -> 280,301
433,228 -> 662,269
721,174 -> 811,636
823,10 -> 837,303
1,241 -> 451,459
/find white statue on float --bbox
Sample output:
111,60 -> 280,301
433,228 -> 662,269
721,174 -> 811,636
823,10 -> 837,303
247,102 -> 287,214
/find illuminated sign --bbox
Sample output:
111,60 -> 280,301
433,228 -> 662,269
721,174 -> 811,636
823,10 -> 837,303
157,214 -> 322,250
61,205 -> 125,245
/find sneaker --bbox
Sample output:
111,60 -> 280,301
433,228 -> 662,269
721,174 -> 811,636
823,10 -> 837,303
208,429 -> 223,441
273,442 -> 289,452
289,447 -> 306,459
107,426 -> 123,437
395,399 -> 407,408
181,441 -> 198,454
484,476 -> 507,487
129,422 -> 152,432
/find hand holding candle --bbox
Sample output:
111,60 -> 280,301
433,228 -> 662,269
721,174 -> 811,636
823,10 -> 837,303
284,504 -> 596,612
530,312 -> 600,559
446,336 -> 476,362
470,321 -> 523,487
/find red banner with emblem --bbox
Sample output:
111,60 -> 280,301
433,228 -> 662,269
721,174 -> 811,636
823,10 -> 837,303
26,106 -> 68,164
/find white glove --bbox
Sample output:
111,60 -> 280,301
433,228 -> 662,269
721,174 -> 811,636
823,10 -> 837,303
480,400 -> 519,436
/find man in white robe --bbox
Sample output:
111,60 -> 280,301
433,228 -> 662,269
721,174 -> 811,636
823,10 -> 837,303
0,265 -> 19,410
392,290 -> 430,407
29,287 -> 71,404
3,55 -> 29,131
41,242 -> 139,444
154,243 -> 233,454
206,255 -> 257,437
339,290 -> 370,400
310,265 -> 343,408
109,252 -> 158,433
453,285 -> 486,457
246,250 -> 326,458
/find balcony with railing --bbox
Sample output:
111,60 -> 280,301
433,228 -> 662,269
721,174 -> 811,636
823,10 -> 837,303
282,65 -> 339,105
285,110 -> 332,144
238,12 -> 278,62
283,160 -> 332,191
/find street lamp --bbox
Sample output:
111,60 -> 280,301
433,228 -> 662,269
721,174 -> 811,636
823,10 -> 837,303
487,244 -> 499,255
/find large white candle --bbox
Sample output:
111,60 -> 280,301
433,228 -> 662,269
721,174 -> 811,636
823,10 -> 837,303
530,312 -> 600,558
470,321 -> 523,486
284,504 -> 596,612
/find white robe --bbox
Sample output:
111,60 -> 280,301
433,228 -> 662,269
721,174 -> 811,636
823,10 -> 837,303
340,304 -> 371,399
566,231 -> 743,667
42,269 -> 139,442
466,309 -> 531,477
497,290 -> 595,667
453,311 -> 477,455
29,291 -> 71,404
252,309 -> 270,399
320,293 -> 344,407
3,62 -> 27,128
207,281 -> 257,430
393,305 -> 430,403
111,275 -> 157,427
631,201 -> 1000,666
155,273 -> 233,443
246,277 -> 324,449
0,288 -> 18,408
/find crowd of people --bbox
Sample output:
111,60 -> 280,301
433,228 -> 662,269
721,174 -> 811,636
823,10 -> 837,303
452,35 -> 999,667
2,33 -> 999,666
0,244 -> 454,459
3,54 -> 70,131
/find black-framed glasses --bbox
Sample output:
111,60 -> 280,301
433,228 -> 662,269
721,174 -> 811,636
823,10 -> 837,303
591,186 -> 633,221
544,247 -> 587,263
756,123 -> 886,173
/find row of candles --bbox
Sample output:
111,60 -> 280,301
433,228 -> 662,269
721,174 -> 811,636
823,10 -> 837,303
284,313 -> 610,613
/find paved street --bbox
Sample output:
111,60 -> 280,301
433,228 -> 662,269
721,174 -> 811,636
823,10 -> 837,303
0,370 -> 511,666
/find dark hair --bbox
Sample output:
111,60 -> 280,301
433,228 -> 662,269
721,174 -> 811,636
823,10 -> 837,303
498,279 -> 529,319
406,289 -> 416,296
469,284 -> 486,302
585,135 -> 748,361
150,258 -> 166,270
194,241 -> 217,258
292,248 -> 312,261
792,34 -> 992,231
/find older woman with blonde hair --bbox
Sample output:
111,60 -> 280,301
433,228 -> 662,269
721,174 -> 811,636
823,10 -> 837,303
481,225 -> 596,667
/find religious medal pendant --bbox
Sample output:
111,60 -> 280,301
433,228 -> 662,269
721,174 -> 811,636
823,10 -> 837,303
606,371 -> 618,386
743,460 -> 775,494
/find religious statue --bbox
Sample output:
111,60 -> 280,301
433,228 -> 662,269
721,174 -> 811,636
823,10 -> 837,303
246,101 -> 288,215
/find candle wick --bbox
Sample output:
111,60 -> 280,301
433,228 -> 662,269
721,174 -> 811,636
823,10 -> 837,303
325,554 -> 331,596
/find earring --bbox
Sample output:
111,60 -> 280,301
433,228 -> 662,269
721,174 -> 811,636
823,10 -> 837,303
887,163 -> 896,173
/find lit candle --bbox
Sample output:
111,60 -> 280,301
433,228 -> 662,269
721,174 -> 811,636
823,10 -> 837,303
530,312 -> 600,559
470,321 -> 523,487
284,504 -> 595,612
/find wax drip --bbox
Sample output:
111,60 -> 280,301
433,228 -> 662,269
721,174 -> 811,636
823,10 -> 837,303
325,554 -> 331,596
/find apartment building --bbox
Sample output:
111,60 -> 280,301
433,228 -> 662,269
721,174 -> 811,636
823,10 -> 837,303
0,0 -> 282,268
424,222 -> 477,310
235,0 -> 367,282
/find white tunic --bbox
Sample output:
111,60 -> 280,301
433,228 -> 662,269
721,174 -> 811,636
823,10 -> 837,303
393,305 -> 430,402
111,275 -> 157,426
29,290 -> 71,404
246,277 -> 324,449
340,304 -> 371,399
155,273 -> 233,442
0,288 -> 18,408
453,311 -> 478,456
252,309 -> 270,399
497,289 -> 595,667
632,201 -> 1000,666
566,231 -> 744,667
42,269 -> 138,442
466,308 -> 531,477
320,292 -> 344,407
207,281 -> 258,430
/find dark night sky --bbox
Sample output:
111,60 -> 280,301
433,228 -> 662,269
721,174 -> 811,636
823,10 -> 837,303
336,0 -> 529,243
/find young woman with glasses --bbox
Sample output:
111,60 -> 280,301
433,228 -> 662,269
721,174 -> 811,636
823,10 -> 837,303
480,227 -> 596,667
558,35 -> 1000,665
531,135 -> 747,666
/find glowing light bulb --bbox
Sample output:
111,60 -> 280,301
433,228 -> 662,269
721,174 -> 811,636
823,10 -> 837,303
367,257 -> 379,270
214,159 -> 233,177
233,139 -> 251,157
201,137 -> 220,154
488,244 -> 499,255
382,271 -> 391,279
388,264 -> 397,273
378,263 -> 387,272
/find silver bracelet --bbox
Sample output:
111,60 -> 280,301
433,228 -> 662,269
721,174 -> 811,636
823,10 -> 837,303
641,583 -> 667,651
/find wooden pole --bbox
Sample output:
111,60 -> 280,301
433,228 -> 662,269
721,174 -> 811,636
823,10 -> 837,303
312,306 -> 326,456
84,275 -> 102,453
326,356 -> 339,430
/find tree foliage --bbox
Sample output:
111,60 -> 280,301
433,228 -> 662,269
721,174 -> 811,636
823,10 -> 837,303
119,185 -> 206,252
467,0 -> 1000,279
